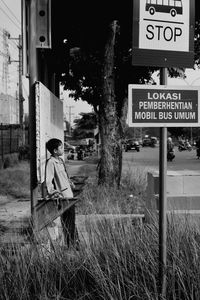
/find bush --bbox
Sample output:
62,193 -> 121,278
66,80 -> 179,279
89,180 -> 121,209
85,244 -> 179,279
0,161 -> 30,199
3,154 -> 19,169
78,167 -> 147,215
18,144 -> 30,160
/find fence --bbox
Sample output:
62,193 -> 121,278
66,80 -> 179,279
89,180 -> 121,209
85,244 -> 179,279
0,124 -> 28,160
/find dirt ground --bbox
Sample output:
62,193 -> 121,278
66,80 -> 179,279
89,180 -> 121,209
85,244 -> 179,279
0,156 -> 98,245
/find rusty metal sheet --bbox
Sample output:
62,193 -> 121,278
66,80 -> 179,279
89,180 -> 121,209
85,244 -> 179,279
35,197 -> 80,231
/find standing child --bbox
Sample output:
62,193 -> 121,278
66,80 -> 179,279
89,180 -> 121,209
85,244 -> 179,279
45,138 -> 78,247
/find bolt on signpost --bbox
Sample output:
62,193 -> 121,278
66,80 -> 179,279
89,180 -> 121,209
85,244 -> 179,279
131,0 -> 195,298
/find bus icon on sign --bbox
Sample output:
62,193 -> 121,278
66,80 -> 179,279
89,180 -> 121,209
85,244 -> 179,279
146,0 -> 183,17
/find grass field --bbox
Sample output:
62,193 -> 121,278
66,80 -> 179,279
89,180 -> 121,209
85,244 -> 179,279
1,161 -> 200,299
1,214 -> 200,299
0,161 -> 30,199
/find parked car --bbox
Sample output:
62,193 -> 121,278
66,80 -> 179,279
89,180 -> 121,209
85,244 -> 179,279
124,139 -> 140,152
142,138 -> 152,147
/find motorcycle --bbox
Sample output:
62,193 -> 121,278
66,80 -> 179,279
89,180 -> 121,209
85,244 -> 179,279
178,144 -> 192,152
67,149 -> 75,160
167,150 -> 175,162
77,148 -> 84,160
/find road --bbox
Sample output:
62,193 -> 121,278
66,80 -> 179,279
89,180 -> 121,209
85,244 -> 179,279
122,146 -> 200,174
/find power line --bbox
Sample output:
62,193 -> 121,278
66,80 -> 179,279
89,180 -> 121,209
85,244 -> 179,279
8,39 -> 18,50
0,28 -> 18,51
0,4 -> 21,31
0,0 -> 21,25
10,39 -> 19,48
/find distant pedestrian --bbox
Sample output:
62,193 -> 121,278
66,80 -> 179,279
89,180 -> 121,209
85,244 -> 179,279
184,139 -> 190,148
45,138 -> 78,247
167,137 -> 174,151
196,137 -> 200,159
196,137 -> 200,149
167,137 -> 175,161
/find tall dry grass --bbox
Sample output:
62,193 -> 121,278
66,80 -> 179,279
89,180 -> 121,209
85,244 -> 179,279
1,161 -> 200,299
78,166 -> 147,215
1,215 -> 200,299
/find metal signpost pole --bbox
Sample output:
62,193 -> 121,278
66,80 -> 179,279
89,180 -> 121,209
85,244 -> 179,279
159,67 -> 167,298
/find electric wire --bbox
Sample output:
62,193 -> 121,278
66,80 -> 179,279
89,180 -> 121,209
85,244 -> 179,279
9,39 -> 19,49
9,42 -> 18,52
0,27 -> 18,51
0,4 -> 22,102
0,0 -> 21,25
0,4 -> 21,31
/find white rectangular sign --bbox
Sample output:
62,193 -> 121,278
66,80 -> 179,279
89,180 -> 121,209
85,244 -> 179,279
139,0 -> 189,52
132,0 -> 194,67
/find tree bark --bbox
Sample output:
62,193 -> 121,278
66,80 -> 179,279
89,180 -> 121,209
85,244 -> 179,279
98,20 -> 123,187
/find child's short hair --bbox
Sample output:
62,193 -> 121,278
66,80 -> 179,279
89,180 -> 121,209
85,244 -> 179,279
46,138 -> 62,155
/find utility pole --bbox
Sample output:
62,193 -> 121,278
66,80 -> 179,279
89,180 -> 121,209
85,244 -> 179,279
2,29 -> 10,96
9,35 -> 25,144
66,105 -> 74,136
159,67 -> 167,299
18,35 -> 24,129
9,36 -> 24,125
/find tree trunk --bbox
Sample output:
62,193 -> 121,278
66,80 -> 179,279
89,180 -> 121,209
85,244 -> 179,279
98,20 -> 123,187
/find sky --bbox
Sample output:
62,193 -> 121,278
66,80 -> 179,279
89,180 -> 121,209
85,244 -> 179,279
61,89 -> 92,126
0,0 -> 21,97
0,0 -> 21,36
153,67 -> 200,86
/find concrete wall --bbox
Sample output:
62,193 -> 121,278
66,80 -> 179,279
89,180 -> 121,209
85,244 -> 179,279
145,171 -> 200,222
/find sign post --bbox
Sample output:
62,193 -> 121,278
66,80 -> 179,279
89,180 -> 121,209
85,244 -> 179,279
159,67 -> 167,297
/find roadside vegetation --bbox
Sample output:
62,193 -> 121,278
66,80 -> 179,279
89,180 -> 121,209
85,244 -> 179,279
79,166 -> 146,215
1,215 -> 200,299
0,161 -> 30,199
0,159 -> 146,213
1,161 -> 200,299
